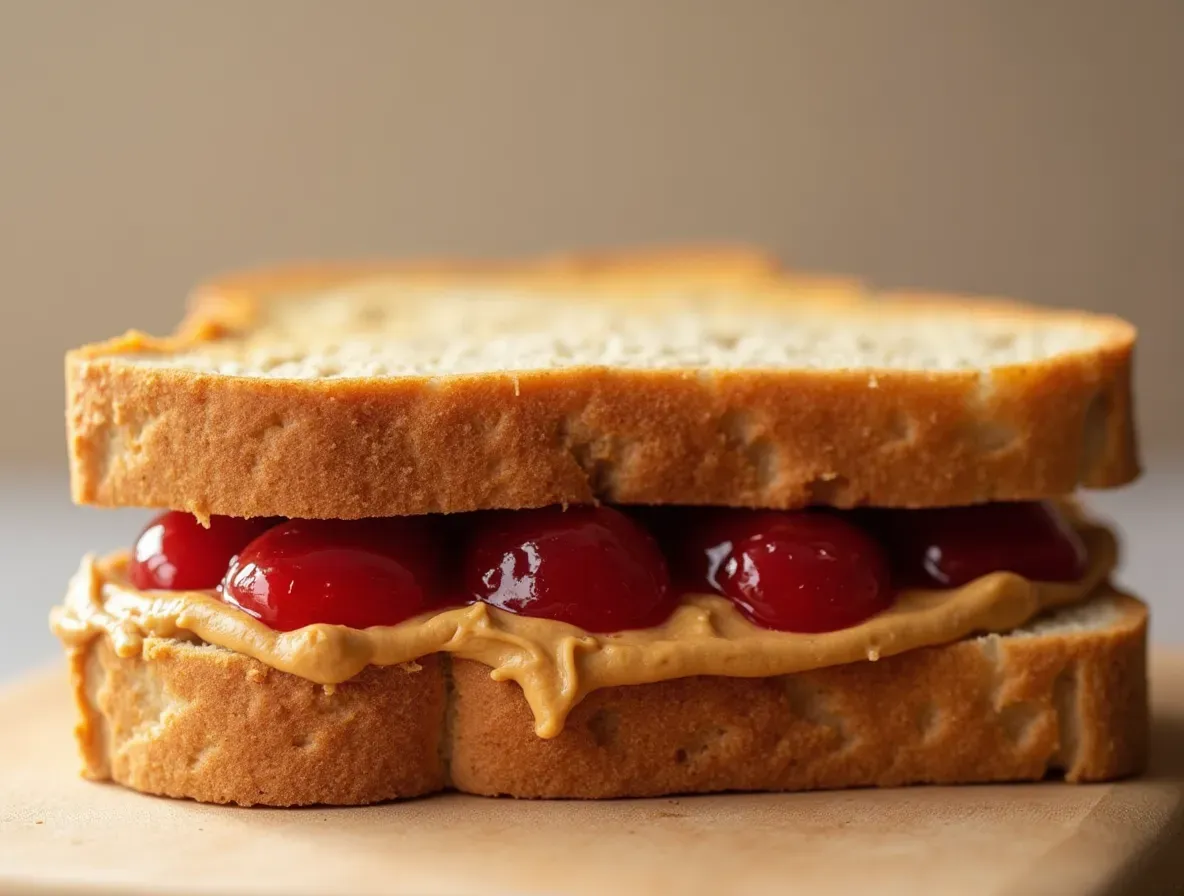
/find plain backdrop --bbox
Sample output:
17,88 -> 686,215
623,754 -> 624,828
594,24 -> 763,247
0,1 -> 1181,673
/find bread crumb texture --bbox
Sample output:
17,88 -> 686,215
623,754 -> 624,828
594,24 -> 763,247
128,283 -> 1110,378
67,592 -> 1148,805
67,269 -> 1138,518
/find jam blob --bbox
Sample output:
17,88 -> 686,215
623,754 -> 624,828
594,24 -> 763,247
873,501 -> 1088,588
683,510 -> 893,633
128,500 -> 1089,636
221,518 -> 442,631
463,505 -> 675,632
129,512 -> 280,591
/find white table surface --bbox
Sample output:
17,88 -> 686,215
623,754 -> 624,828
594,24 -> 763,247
2,464 -> 1181,684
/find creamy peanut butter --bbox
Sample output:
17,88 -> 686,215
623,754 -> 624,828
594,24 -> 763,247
51,523 -> 1116,738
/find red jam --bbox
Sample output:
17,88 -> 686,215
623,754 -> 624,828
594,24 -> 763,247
462,506 -> 675,632
681,510 -> 893,633
871,501 -> 1088,588
125,501 -> 1089,636
221,518 -> 443,631
129,512 -> 280,591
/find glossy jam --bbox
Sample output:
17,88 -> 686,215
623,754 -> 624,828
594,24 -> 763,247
129,512 -> 280,591
462,506 -> 675,632
871,501 -> 1088,588
221,518 -> 443,631
681,510 -> 893,633
126,501 -> 1088,636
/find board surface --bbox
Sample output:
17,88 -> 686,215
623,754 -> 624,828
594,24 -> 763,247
2,656 -> 1183,896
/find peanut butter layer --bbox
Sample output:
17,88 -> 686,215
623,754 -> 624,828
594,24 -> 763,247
51,524 -> 1116,737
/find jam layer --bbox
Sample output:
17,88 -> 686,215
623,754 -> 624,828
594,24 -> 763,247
53,520 -> 1116,737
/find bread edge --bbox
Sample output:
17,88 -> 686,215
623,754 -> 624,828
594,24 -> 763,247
65,246 -> 1138,517
68,639 -> 446,806
66,325 -> 1138,520
65,592 -> 1148,805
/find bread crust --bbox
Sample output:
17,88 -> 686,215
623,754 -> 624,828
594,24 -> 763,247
69,638 -> 446,806
66,594 -> 1148,805
66,289 -> 1138,519
451,595 -> 1148,797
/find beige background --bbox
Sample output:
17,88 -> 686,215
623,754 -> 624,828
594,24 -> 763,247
0,0 -> 1181,464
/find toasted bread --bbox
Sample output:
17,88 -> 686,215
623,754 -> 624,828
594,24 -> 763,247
66,251 -> 1137,520
66,591 -> 1147,806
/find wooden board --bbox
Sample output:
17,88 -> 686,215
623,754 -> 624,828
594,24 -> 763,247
2,656 -> 1183,896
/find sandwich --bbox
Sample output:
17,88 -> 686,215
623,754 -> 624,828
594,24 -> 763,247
50,247 -> 1147,806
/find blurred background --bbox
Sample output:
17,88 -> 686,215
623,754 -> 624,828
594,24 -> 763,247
0,1 -> 1181,677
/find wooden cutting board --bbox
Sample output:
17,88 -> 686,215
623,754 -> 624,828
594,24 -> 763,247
2,655 -> 1183,896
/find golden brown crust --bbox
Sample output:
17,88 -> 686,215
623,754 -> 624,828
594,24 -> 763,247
67,350 -> 1136,520
65,247 -> 1138,518
68,638 -> 445,806
67,337 -> 1137,520
67,595 -> 1148,805
450,595 -> 1148,797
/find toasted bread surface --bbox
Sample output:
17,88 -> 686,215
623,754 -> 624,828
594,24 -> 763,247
70,639 -> 446,806
66,250 -> 1137,519
450,594 -> 1147,797
65,592 -> 1147,806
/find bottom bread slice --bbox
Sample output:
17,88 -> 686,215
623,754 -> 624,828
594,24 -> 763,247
67,591 -> 1148,806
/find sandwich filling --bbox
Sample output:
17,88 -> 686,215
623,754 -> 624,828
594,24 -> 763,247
52,502 -> 1117,737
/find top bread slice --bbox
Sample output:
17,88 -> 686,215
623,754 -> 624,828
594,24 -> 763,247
66,246 -> 1138,520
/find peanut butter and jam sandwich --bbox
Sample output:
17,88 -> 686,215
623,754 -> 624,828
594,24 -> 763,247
51,247 -> 1145,806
